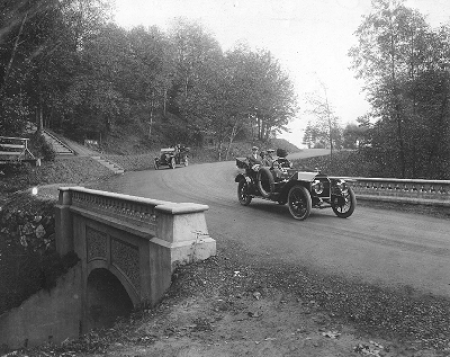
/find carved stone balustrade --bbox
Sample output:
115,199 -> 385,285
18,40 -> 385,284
347,178 -> 450,206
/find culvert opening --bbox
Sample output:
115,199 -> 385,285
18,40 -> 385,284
87,268 -> 134,330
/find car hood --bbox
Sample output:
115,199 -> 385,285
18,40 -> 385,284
293,171 -> 320,181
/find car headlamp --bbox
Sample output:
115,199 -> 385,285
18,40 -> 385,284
336,179 -> 347,189
313,179 -> 324,194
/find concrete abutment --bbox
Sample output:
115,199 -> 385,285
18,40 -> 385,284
1,187 -> 216,349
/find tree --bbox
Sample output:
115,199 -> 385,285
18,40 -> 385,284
304,82 -> 342,159
0,0 -> 112,136
348,0 -> 442,178
350,0 -> 450,178
166,18 -> 223,132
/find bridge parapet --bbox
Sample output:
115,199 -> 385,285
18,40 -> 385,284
54,186 -> 216,317
348,177 -> 450,206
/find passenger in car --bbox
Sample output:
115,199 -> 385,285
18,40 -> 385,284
248,146 -> 262,167
275,148 -> 292,168
260,151 -> 271,166
266,149 -> 275,164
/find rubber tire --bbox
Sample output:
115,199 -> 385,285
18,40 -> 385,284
154,159 -> 159,170
332,186 -> 356,218
170,157 -> 176,169
184,157 -> 189,167
287,185 -> 312,221
237,179 -> 252,206
257,167 -> 275,198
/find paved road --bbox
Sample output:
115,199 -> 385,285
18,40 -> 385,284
106,151 -> 450,298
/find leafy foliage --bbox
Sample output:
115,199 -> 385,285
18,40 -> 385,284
349,0 -> 450,179
0,5 -> 298,160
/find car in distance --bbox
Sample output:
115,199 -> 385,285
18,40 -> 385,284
154,146 -> 189,169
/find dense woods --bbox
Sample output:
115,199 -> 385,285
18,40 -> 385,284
0,0 -> 298,159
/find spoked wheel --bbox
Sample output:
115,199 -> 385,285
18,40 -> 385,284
154,159 -> 159,170
332,186 -> 356,218
257,167 -> 274,198
287,185 -> 312,221
237,179 -> 252,206
184,157 -> 189,167
170,157 -> 176,169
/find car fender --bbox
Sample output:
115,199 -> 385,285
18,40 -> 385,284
235,173 -> 251,184
278,179 -> 312,203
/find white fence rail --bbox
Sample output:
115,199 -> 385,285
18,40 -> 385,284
347,177 -> 450,207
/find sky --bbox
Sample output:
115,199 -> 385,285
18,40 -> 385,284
113,0 -> 450,147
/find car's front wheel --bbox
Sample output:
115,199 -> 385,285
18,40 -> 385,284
332,186 -> 356,218
287,185 -> 312,220
170,157 -> 176,169
237,179 -> 252,206
154,159 -> 159,170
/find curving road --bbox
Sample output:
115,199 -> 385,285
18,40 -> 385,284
107,150 -> 450,298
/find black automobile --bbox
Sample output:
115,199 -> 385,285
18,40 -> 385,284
234,157 -> 356,220
154,146 -> 189,169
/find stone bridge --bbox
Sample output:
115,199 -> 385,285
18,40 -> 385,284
55,186 -> 216,332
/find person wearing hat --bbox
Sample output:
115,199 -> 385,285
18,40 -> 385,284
260,151 -> 271,166
266,149 -> 275,165
275,148 -> 292,168
248,145 -> 262,167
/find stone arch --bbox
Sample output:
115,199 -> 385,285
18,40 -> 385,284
86,259 -> 141,306
86,267 -> 134,330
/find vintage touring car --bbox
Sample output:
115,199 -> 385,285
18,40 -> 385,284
154,146 -> 189,169
234,157 -> 356,220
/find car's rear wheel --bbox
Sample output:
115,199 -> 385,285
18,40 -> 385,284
170,157 -> 176,169
332,186 -> 356,218
238,179 -> 252,206
287,185 -> 312,221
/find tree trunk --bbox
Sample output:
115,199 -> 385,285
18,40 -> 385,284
225,122 -> 238,161
390,35 -> 406,178
163,88 -> 167,116
1,12 -> 28,93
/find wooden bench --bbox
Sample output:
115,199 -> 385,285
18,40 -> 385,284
0,136 -> 36,165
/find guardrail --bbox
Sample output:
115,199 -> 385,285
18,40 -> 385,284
347,177 -> 450,207
0,135 -> 36,164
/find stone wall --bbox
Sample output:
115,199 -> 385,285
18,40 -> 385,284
0,194 -> 83,349
0,194 -> 61,315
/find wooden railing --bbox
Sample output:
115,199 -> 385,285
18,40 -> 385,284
0,136 -> 36,164
347,177 -> 450,206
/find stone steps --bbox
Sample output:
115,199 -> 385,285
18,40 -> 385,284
42,131 -> 74,156
42,130 -> 124,174
91,156 -> 125,175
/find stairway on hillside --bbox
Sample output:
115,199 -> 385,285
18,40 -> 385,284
42,131 -> 74,156
42,130 -> 124,175
91,156 -> 125,174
